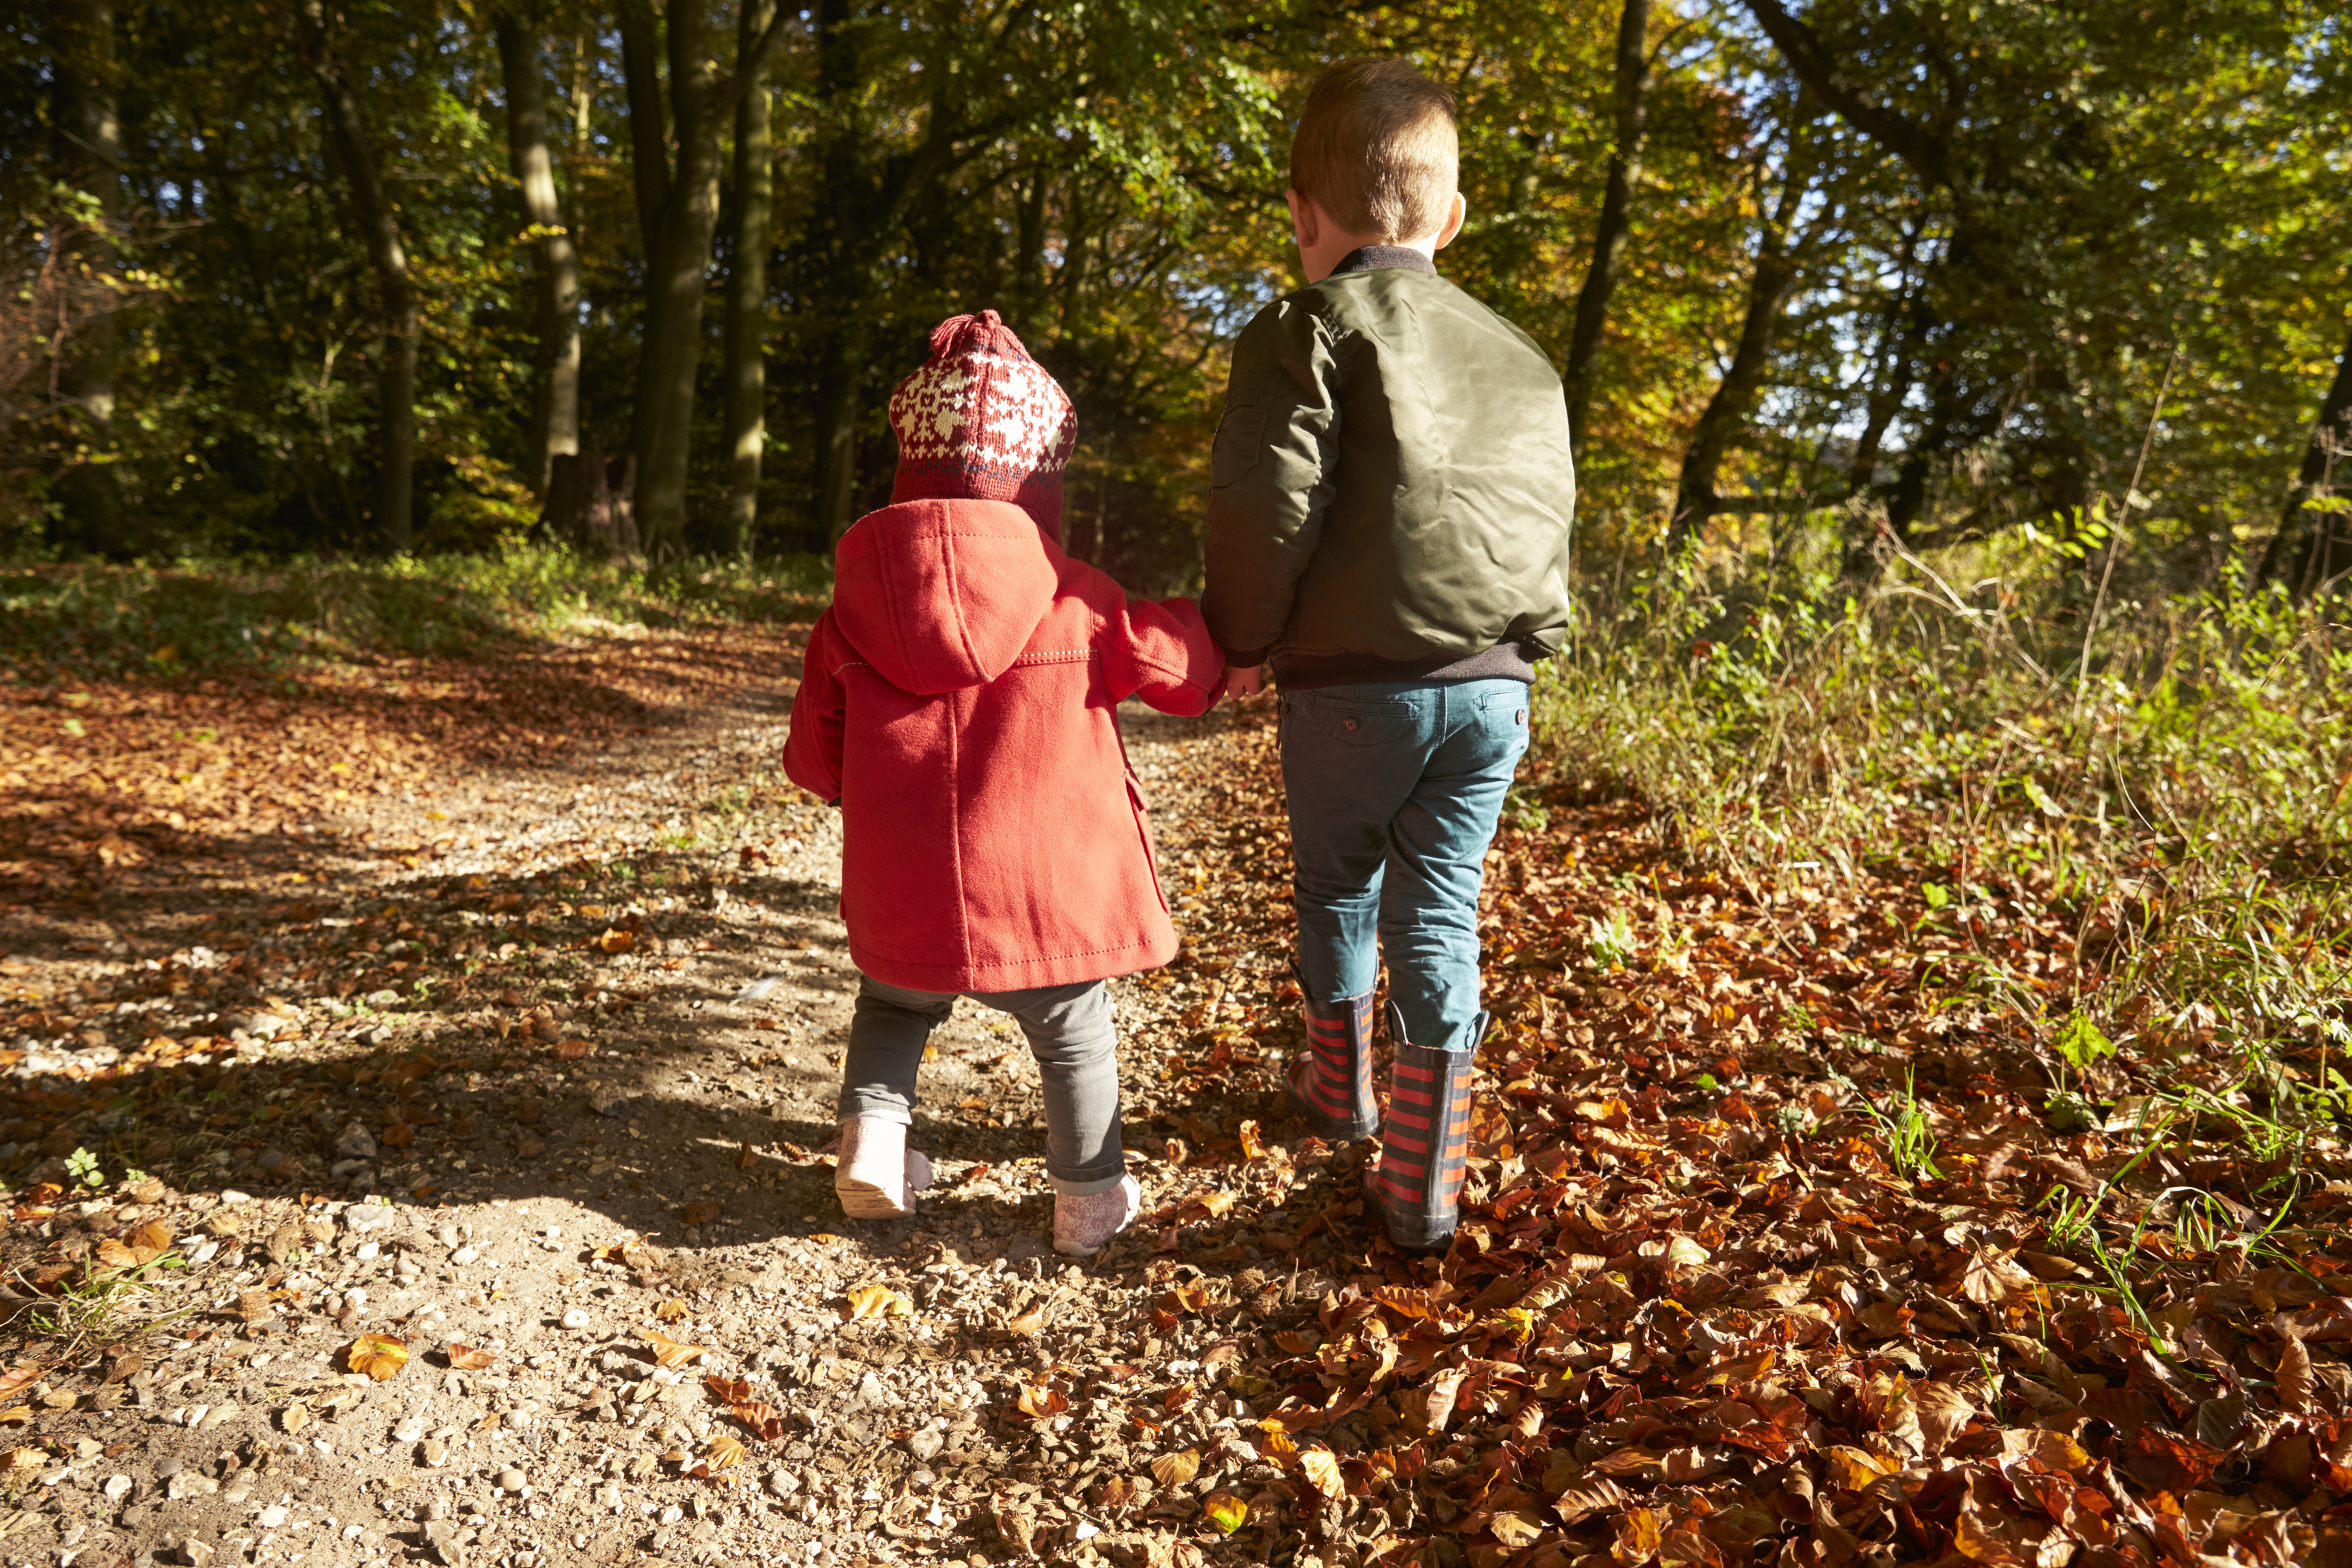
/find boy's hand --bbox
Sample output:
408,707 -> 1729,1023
1220,663 -> 1267,701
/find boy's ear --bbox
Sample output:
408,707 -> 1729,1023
1432,192 -> 1468,253
1286,188 -> 1321,251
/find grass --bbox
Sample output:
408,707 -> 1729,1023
1536,527 -> 2351,1058
1534,518 -> 2351,1233
0,544 -> 833,679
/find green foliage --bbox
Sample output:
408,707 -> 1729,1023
63,1146 -> 102,1190
2054,1013 -> 2117,1076
1585,910 -> 1638,972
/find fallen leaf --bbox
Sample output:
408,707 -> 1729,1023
647,1332 -> 709,1368
844,1283 -> 912,1321
655,1299 -> 691,1323
446,1342 -> 494,1371
593,928 -> 636,954
344,1334 -> 409,1381
552,1040 -> 591,1061
1201,1491 -> 1248,1533
1016,1382 -> 1069,1418
1298,1447 -> 1344,1498
1150,1450 -> 1201,1487
1005,1304 -> 1047,1337
679,1201 -> 722,1227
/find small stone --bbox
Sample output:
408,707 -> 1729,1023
497,1467 -> 526,1493
257,1504 -> 288,1529
423,1521 -> 458,1546
854,1371 -> 889,1409
393,1416 -> 426,1443
154,1458 -> 185,1479
75,1437 -> 103,1459
767,1468 -> 801,1498
181,1541 -> 217,1567
356,1241 -> 380,1261
658,1505 -> 683,1526
449,1245 -> 480,1265
905,1428 -> 944,1463
104,1474 -> 133,1503
280,1402 -> 309,1433
335,1122 -> 377,1162
419,1439 -> 449,1468
166,1472 -> 219,1500
560,1307 -> 592,1331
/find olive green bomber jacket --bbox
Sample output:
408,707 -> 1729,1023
1201,248 -> 1577,685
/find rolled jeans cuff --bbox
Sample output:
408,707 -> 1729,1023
833,1093 -> 915,1127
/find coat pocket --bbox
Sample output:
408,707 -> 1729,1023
1125,771 -> 1169,912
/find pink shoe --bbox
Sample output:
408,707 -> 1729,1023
1053,1174 -> 1141,1257
834,1116 -> 936,1219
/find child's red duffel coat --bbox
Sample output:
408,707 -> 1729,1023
783,498 -> 1222,993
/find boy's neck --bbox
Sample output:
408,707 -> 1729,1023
1287,189 -> 1465,285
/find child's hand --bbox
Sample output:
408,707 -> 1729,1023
1220,663 -> 1267,701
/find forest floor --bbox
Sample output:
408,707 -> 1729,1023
0,613 -> 2348,1568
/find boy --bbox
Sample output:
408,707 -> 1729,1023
784,310 -> 1225,1257
1202,60 -> 1576,1251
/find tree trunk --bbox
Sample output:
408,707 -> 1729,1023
716,0 -> 775,559
1560,0 -> 1651,463
626,0 -> 788,557
298,0 -> 417,552
49,0 -> 131,554
618,1 -> 669,258
1667,240 -> 1793,557
2255,317 -> 2352,596
494,14 -> 581,497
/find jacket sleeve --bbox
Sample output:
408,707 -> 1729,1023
1200,299 -> 1342,666
781,611 -> 847,803
1089,573 -> 1225,718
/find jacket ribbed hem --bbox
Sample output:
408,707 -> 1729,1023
1270,640 -> 1541,690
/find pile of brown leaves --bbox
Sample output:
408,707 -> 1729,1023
1066,711 -> 2352,1568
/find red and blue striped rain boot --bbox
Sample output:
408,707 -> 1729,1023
1285,984 -> 1381,1143
1365,1002 -> 1481,1251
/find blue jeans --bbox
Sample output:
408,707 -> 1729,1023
1280,679 -> 1531,1054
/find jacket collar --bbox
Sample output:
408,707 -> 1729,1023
1329,245 -> 1438,277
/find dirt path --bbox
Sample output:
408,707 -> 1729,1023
0,637 -> 1318,1568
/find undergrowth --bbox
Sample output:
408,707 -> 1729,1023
1535,531 -> 2352,1192
0,546 -> 833,679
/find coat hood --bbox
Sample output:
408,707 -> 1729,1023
830,499 -> 1060,695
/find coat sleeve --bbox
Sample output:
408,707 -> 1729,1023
1087,572 -> 1225,718
1200,298 -> 1343,666
781,611 -> 847,804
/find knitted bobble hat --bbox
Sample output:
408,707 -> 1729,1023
888,311 -> 1077,539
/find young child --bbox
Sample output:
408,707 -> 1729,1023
1202,60 -> 1577,1251
783,310 -> 1224,1257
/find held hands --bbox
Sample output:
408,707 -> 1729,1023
1219,663 -> 1268,703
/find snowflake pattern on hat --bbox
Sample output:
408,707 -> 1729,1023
889,311 -> 1077,536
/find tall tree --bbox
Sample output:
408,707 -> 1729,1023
1560,0 -> 1651,463
294,0 -> 418,552
494,11 -> 582,497
716,0 -> 775,558
2256,316 -> 2352,595
1666,104 -> 1825,556
48,0 -> 130,553
622,0 -> 786,557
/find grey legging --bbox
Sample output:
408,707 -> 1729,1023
837,974 -> 1124,1195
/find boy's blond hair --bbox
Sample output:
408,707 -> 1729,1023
1289,59 -> 1459,245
